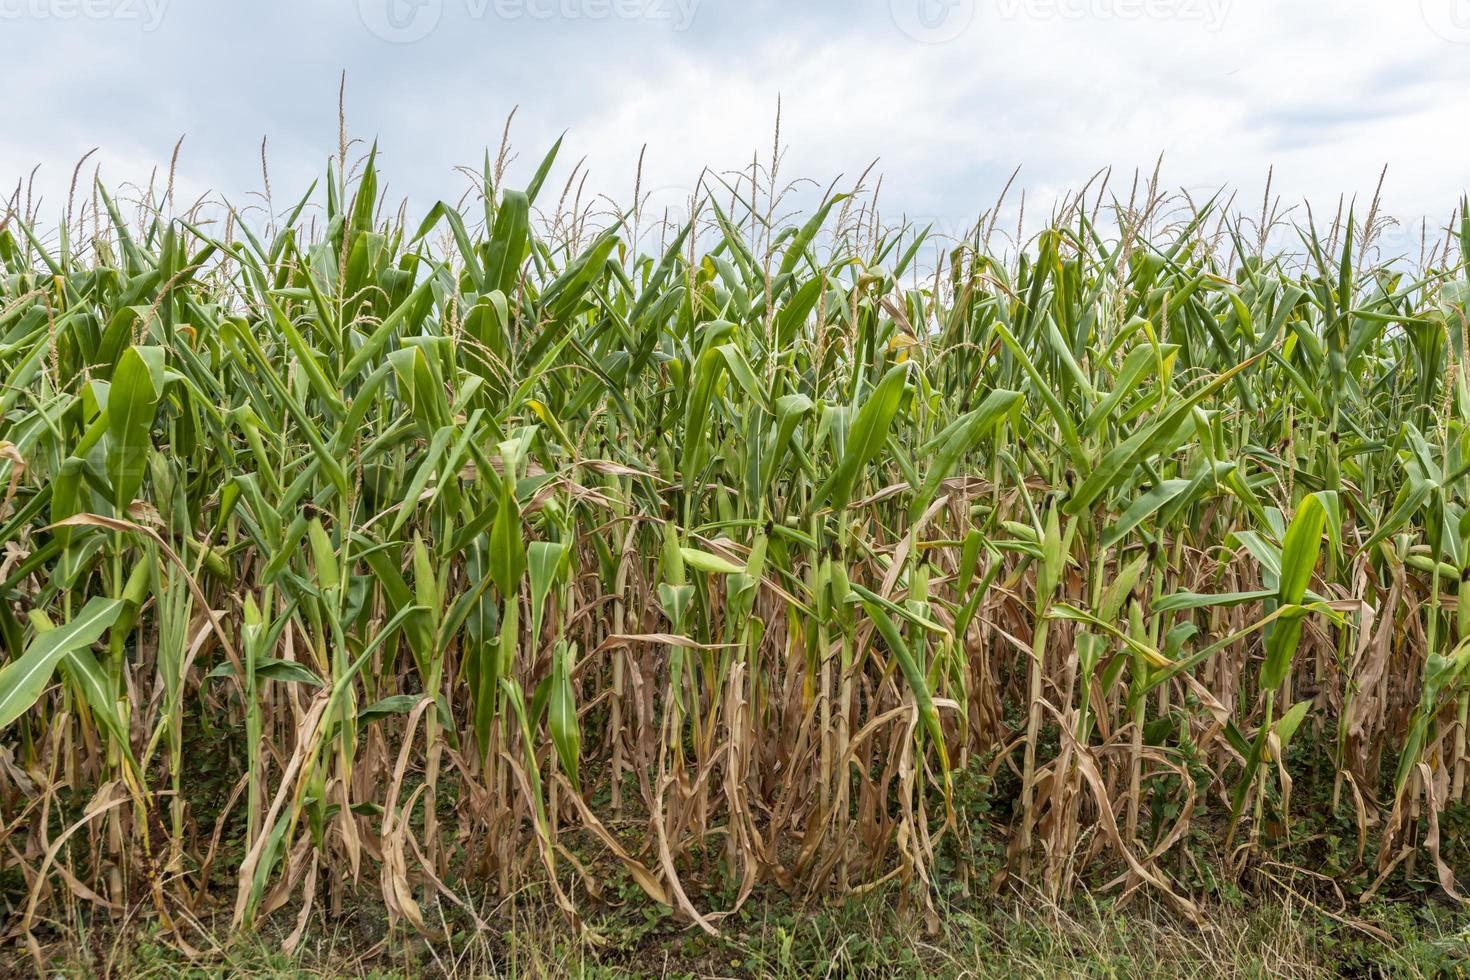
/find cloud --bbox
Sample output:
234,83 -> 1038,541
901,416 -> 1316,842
1,0 -> 1465,241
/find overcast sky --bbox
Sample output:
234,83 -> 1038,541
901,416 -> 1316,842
4,0 -> 1469,251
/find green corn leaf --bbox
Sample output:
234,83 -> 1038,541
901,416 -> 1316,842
860,598 -> 949,773
813,361 -> 911,512
0,598 -> 125,730
105,345 -> 165,512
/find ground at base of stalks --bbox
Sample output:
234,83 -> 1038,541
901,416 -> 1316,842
16,882 -> 1470,979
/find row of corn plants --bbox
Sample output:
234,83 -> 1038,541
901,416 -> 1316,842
0,142 -> 1467,948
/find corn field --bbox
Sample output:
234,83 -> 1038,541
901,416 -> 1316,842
1,142 -> 1468,951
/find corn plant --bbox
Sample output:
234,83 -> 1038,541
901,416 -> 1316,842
0,146 -> 1467,948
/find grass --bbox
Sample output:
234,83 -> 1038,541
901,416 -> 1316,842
1,122 -> 1469,972
34,887 -> 1470,978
